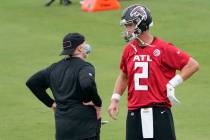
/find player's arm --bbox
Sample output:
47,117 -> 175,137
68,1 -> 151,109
168,57 -> 199,87
108,70 -> 127,120
167,57 -> 199,105
112,70 -> 128,98
179,57 -> 199,80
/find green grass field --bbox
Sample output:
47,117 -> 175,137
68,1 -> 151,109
0,0 -> 210,139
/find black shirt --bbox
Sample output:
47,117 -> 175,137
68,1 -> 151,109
26,57 -> 102,109
26,57 -> 102,139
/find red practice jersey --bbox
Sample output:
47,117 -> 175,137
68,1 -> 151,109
120,37 -> 190,110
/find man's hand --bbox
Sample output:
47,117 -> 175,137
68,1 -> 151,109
166,83 -> 180,105
51,102 -> 57,112
95,106 -> 102,120
108,100 -> 119,120
83,101 -> 101,120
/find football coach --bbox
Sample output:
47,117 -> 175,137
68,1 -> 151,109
26,32 -> 102,140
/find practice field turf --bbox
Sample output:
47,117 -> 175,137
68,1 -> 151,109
0,0 -> 210,139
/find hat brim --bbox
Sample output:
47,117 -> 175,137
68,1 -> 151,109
60,49 -> 75,56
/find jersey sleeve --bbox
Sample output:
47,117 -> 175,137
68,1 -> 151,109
162,43 -> 190,70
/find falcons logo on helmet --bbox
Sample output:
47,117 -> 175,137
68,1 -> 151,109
130,6 -> 147,20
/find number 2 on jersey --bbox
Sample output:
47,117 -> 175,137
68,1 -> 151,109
134,62 -> 149,91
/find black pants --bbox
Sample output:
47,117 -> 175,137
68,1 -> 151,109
126,107 -> 176,140
81,133 -> 100,140
55,105 -> 101,140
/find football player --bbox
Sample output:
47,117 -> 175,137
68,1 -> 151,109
108,4 -> 199,140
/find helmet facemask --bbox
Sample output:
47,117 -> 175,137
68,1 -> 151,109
120,17 -> 145,42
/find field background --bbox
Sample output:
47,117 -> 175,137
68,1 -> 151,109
0,0 -> 210,139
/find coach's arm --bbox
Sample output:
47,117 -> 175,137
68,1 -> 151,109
26,69 -> 55,108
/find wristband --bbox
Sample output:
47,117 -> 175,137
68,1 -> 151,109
169,74 -> 183,87
111,93 -> 121,101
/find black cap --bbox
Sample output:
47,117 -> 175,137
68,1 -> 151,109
60,33 -> 85,55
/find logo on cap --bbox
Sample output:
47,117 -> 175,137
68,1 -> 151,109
63,41 -> 72,49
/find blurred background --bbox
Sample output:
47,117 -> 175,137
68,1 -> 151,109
0,0 -> 210,139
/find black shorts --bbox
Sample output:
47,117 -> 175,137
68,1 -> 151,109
126,107 -> 176,140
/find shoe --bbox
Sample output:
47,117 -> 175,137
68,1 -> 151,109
64,0 -> 72,5
45,0 -> 55,6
